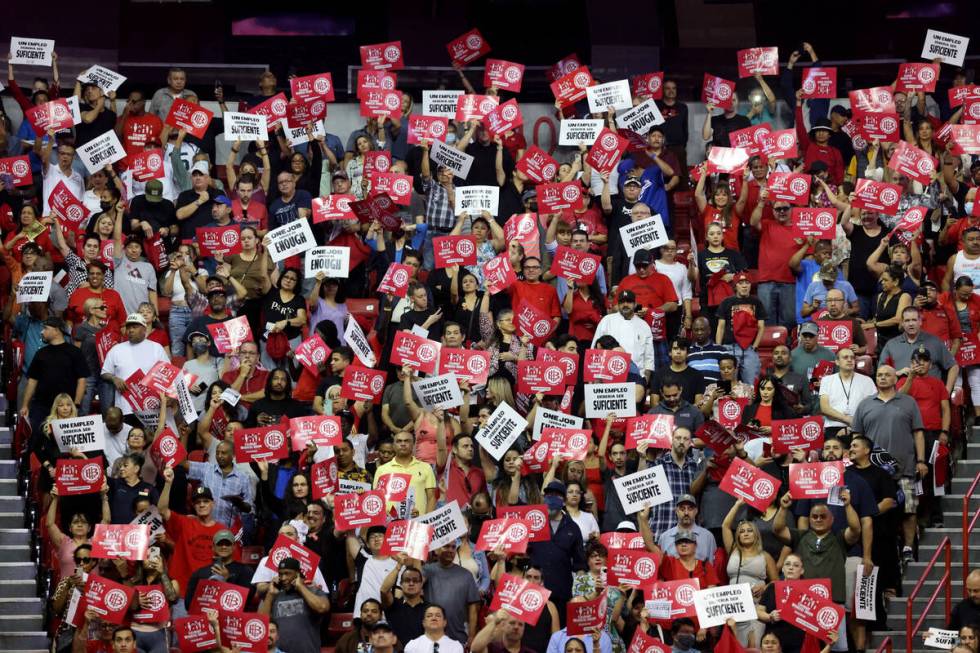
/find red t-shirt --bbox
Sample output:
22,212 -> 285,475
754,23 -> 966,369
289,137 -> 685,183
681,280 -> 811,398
439,458 -> 487,508
67,287 -> 127,329
232,198 -> 269,232
943,216 -> 980,249
510,280 -> 561,318
559,206 -> 608,255
569,291 -> 603,342
734,177 -> 774,226
121,113 -> 164,160
920,303 -> 963,345
221,368 -> 269,408
701,206 -> 741,251
618,271 -> 679,314
148,328 -> 171,349
897,375 -> 948,430
756,219 -> 800,283
164,512 -> 237,590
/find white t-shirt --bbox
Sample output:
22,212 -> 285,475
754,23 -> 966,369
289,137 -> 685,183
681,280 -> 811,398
405,634 -> 465,653
353,555 -> 397,615
654,260 -> 694,302
818,372 -> 878,428
570,510 -> 600,542
100,339 -> 169,414
103,423 -> 133,466
43,163 -> 85,216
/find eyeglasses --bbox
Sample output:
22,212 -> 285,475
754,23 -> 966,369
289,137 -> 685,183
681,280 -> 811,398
94,305 -> 107,310
773,206 -> 791,213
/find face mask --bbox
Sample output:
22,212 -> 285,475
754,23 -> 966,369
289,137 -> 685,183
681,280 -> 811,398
967,202 -> 974,216
100,201 -> 113,212
191,342 -> 209,356
544,495 -> 565,512
674,634 -> 696,650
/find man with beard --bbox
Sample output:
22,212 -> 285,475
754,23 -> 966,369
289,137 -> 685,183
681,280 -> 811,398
649,379 -> 705,433
915,280 -> 962,345
768,343 -> 812,415
716,272 -> 766,384
19,317 -> 88,432
643,428 -> 706,537
814,288 -> 868,355
943,226 -> 980,289
246,368 -> 305,427
528,480 -> 587,619
437,432 -> 486,509
656,494 -> 716,562
848,435 -> 900,603
593,290 -> 656,384
101,313 -> 170,416
116,89 -> 162,159
335,599 -> 383,653
650,338 -> 705,407
510,256 -> 561,331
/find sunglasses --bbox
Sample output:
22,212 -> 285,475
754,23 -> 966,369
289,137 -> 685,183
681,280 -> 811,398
75,556 -> 92,563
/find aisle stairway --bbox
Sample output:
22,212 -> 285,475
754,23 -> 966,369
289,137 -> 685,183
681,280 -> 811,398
868,434 -> 980,653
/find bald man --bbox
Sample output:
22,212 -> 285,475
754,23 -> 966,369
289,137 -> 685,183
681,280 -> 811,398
950,569 -> 980,629
814,288 -> 867,355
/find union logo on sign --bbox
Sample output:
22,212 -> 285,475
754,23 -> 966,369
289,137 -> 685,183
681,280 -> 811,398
544,365 -> 565,386
370,376 -> 385,393
881,117 -> 898,133
573,72 -> 591,88
245,619 -> 266,641
81,463 -> 102,483
562,186 -> 581,202
104,589 -> 128,611
533,320 -> 551,337
314,78 -> 331,94
264,430 -> 285,450
634,557 -> 656,579
600,134 -> 619,150
221,230 -> 239,247
466,35 -> 483,49
716,84 -> 732,100
505,66 -> 521,83
506,523 -> 529,541
753,478 -> 775,498
816,606 -> 839,629
220,592 -> 243,611
393,179 -> 411,196
880,188 -> 899,205
676,584 -> 696,605
12,160 -> 29,177
392,269 -> 409,286
191,111 -> 208,128
384,46 -> 400,62
362,494 -> 384,515
417,344 -> 437,362
502,105 -> 518,121
467,356 -> 487,374
820,467 -> 841,486
802,79 -> 816,93
790,178 -> 809,196
519,589 -> 543,611
918,67 -> 937,84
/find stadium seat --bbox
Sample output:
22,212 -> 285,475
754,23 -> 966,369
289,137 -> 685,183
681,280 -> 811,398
758,326 -> 788,352
326,613 -> 354,644
855,355 -> 873,375
862,325 -> 876,357
347,298 -> 379,333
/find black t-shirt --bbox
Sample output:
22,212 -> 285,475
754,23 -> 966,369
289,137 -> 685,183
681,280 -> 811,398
261,291 -> 306,340
651,365 -> 708,404
385,597 -> 426,646
697,247 -> 747,302
185,313 -> 235,357
27,342 -> 90,408
717,295 -> 766,344
709,113 -> 752,147
175,188 -> 217,240
461,141 -> 513,187
245,397 -> 306,427
75,103 -> 118,146
847,224 -> 887,295
399,308 -> 442,341
129,195 -> 177,233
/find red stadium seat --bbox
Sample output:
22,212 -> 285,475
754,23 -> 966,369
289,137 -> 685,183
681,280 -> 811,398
862,325 -> 876,357
855,355 -> 873,376
326,613 -> 354,644
758,326 -> 788,352
157,296 -> 171,325
347,298 -> 378,333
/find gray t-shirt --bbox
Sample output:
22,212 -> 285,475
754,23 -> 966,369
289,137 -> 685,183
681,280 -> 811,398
381,381 -> 417,431
113,256 -> 158,314
421,563 -> 481,643
182,357 -> 221,413
269,586 -> 329,653
851,393 -> 924,476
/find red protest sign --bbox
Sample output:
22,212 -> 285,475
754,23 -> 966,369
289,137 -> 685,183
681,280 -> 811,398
166,99 -> 213,138
483,253 -> 518,295
447,28 -> 491,65
506,213 -> 541,259
768,172 -> 811,205
761,128 -> 798,160
628,631 -> 670,653
356,70 -> 398,100
130,149 -> 165,182
310,458 -> 339,499
196,225 -> 242,258
360,90 -> 404,120
485,99 -> 523,138
485,59 -> 525,93
139,360 -> 182,395
515,301 -> 556,346
516,146 -> 560,184
150,428 -> 187,470
737,47 -> 779,77
175,615 -> 218,652
717,398 -> 748,430
433,236 -> 478,268
234,423 -> 289,462
262,534 -> 320,582
363,150 -> 392,179
289,415 -> 342,451
538,182 -> 585,213
439,347 -> 490,385
407,115 -> 449,144
648,579 -> 700,619
950,85 -> 980,109
49,180 -> 90,230
290,72 -> 335,103
853,111 -> 901,143
249,93 -> 289,130
377,472 -> 413,503
702,74 -> 736,110
728,123 -> 772,157
539,428 -> 591,463
351,192 -> 401,230
849,86 -> 895,114
293,334 -> 332,378
340,365 -> 387,402
697,420 -> 736,453
26,98 -> 74,133
852,178 -> 902,215
379,520 -> 433,560
476,518 -> 533,554
772,416 -> 826,454
706,146 -> 750,174
85,576 -> 135,624
583,349 -> 631,383
719,457 -> 780,511
56,457 -> 104,495
390,331 -> 440,374
801,67 -> 837,99
791,208 -> 837,240
633,72 -> 664,100
781,587 -> 844,642
360,41 -> 404,71
607,549 -> 661,589
550,55 -> 582,82
121,370 -> 159,415
896,63 -> 939,93
335,490 -> 387,530
950,124 -> 980,155
133,585 -> 170,623
312,194 -> 356,223
499,505 -> 550,543
489,573 -> 552,625
217,612 -> 269,653
189,579 -> 249,614
887,140 -> 938,185
549,246 -> 601,284
600,532 -> 646,550
285,101 -> 314,129
455,94 -> 499,123
0,155 -> 33,187
789,461 -> 845,498
551,66 -> 594,108
585,128 -> 628,174
538,349 -> 579,381
774,579 -> 833,609
517,360 -> 567,395
625,415 -> 674,450
567,591 -> 608,635
816,320 -> 853,352
958,334 -> 980,368
377,262 -> 413,297
370,172 -> 412,206
207,316 -> 253,354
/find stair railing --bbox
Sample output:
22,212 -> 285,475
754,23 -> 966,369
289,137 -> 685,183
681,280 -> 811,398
875,636 -> 892,653
963,470 -> 980,595
906,537 -> 951,653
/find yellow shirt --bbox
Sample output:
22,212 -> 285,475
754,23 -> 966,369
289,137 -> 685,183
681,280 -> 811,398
373,457 -> 437,516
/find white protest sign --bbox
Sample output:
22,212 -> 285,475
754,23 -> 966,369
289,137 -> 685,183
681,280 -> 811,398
284,119 -> 326,147
585,383 -> 637,418
305,246 -> 350,279
620,214 -> 669,258
339,478 -> 371,494
613,464 -> 674,514
345,316 -> 376,367
10,37 -> 54,66
922,30 -> 969,67
615,99 -> 666,135
16,271 -> 52,303
532,407 -> 584,441
412,373 -> 463,410
223,112 -> 268,142
78,131 -> 126,174
219,387 -> 241,407
693,583 -> 757,628
66,96 -> 82,125
559,119 -> 604,146
422,90 -> 465,119
644,599 -> 673,620
78,66 -> 126,93
475,402 -> 528,460
52,415 -> 106,453
924,628 -> 959,649
854,564 -> 878,621
266,219 -> 316,262
430,139 -> 474,180
414,500 -> 468,548
455,185 -> 499,216
173,375 -> 198,424
131,507 -> 165,541
586,80 -> 633,113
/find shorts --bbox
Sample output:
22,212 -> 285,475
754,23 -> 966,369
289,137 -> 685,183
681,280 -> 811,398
899,476 -> 918,514
845,556 -> 861,611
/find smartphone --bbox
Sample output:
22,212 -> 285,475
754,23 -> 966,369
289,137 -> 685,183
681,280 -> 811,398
148,546 -> 161,560
599,566 -> 608,586
720,379 -> 732,394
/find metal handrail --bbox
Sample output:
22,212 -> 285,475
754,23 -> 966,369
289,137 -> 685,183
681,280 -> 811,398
963,470 -> 980,594
875,636 -> 892,653
906,537 -> 952,653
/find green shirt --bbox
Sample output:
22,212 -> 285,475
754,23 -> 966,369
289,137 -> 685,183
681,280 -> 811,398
789,527 -> 849,603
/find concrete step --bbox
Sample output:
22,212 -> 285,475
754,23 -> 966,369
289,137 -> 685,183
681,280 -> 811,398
0,616 -> 45,632
920,527 -> 980,546
0,581 -> 46,598
0,462 -> 19,480
0,633 -> 51,651
0,514 -> 26,529
0,563 -> 38,581
0,530 -> 29,546
0,547 -> 32,563
0,598 -> 42,616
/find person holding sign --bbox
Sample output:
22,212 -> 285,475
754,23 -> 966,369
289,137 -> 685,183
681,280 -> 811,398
101,313 -> 170,416
258,557 -> 331,653
46,484 -> 109,583
720,499 -> 776,646
39,133 -> 84,217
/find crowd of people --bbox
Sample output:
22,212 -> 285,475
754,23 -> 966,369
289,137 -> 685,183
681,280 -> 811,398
2,27 -> 980,653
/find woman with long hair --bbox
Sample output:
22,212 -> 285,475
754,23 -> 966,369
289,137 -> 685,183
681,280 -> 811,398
4,204 -> 56,261
722,499 -> 777,647
564,480 -> 600,542
345,135 -> 374,200
756,553 -> 809,653
742,375 -> 797,432
479,294 -> 534,380
224,226 -> 274,340
563,278 -> 605,343
695,167 -> 741,250
137,302 -> 170,357
488,447 -> 542,508
868,265 -> 912,355
226,141 -> 271,201
259,266 -> 307,370
46,483 -> 109,583
943,276 -> 980,423
449,268 -> 485,345
695,222 -> 748,326
307,275 -> 348,342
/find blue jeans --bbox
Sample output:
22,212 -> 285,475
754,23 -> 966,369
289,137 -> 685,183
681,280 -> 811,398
168,305 -> 192,358
757,282 -> 796,329
858,294 -> 875,320
730,343 -> 761,386
421,230 -> 437,271
80,375 -> 98,416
